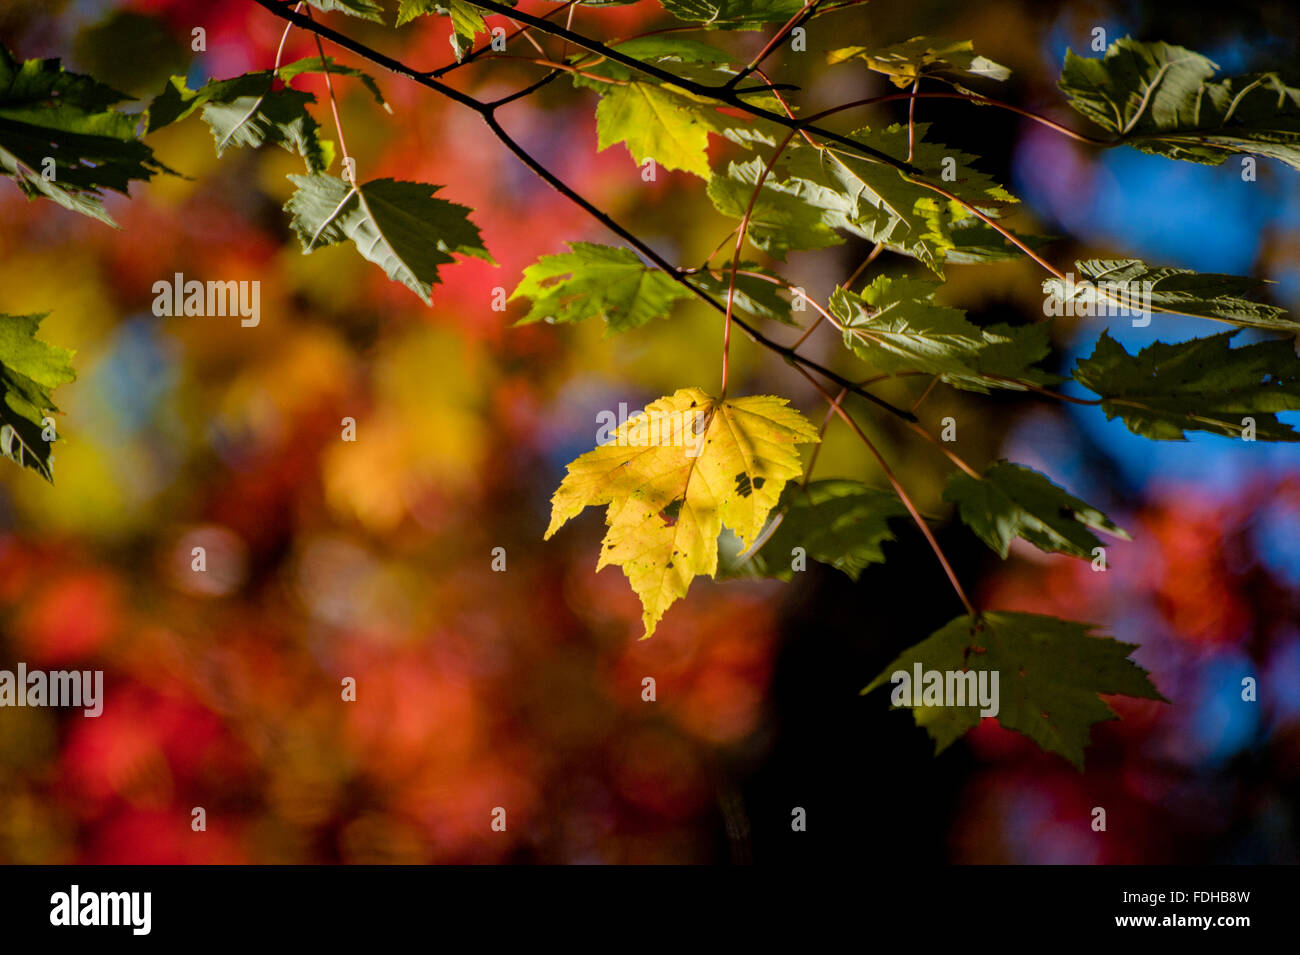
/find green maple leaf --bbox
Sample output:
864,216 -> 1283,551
397,0 -> 490,60
829,36 -> 1011,92
0,313 -> 76,482
944,460 -> 1128,559
831,276 -> 986,375
657,0 -> 808,30
148,58 -> 390,167
568,36 -> 734,87
593,79 -> 723,178
686,264 -> 799,325
964,321 -> 1061,391
546,387 -> 819,637
510,242 -> 694,332
1043,259 -> 1291,331
777,124 -> 1017,273
577,42 -> 784,174
830,276 -> 1057,392
1074,329 -> 1300,441
726,479 -> 906,581
148,72 -> 330,172
1060,36 -> 1300,169
708,158 -> 843,258
275,58 -> 389,110
944,217 -> 1054,265
307,0 -> 384,22
0,44 -> 167,226
863,611 -> 1167,768
285,173 -> 493,305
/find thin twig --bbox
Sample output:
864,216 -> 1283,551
304,6 -> 351,170
722,127 -> 800,396
910,375 -> 939,413
843,242 -> 884,290
802,385 -> 847,488
726,0 -> 822,90
907,79 -> 919,162
795,364 -> 978,618
426,0 -> 579,78
805,89 -> 1114,146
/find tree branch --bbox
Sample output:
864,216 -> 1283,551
459,0 -> 924,174
251,0 -> 919,424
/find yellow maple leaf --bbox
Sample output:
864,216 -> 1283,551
546,387 -> 820,637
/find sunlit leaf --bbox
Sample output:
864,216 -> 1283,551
658,0 -> 808,30
307,0 -> 385,22
397,0 -> 490,60
708,157 -> 843,258
546,387 -> 819,637
830,276 -> 1057,392
829,36 -> 1010,92
511,242 -> 694,332
1043,258 -> 1292,331
0,313 -> 75,482
777,123 -> 1017,272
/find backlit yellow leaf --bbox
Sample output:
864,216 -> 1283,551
546,386 -> 819,637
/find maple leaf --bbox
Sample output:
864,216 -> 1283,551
307,0 -> 384,22
567,37 -> 735,86
0,313 -> 76,482
397,0 -> 490,60
776,124 -> 1017,273
944,460 -> 1129,559
510,243 -> 694,333
708,158 -> 843,259
0,44 -> 167,226
658,0 -> 808,30
1060,36 -> 1300,169
1042,259 -> 1292,331
576,42 -> 784,176
1074,329 -> 1300,441
546,387 -> 819,637
828,36 -> 1011,92
863,611 -> 1167,768
275,57 -> 389,110
725,479 -> 906,581
148,72 -> 331,172
284,173 -> 493,305
594,80 -> 722,178
686,264 -> 799,325
830,275 -> 1058,392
